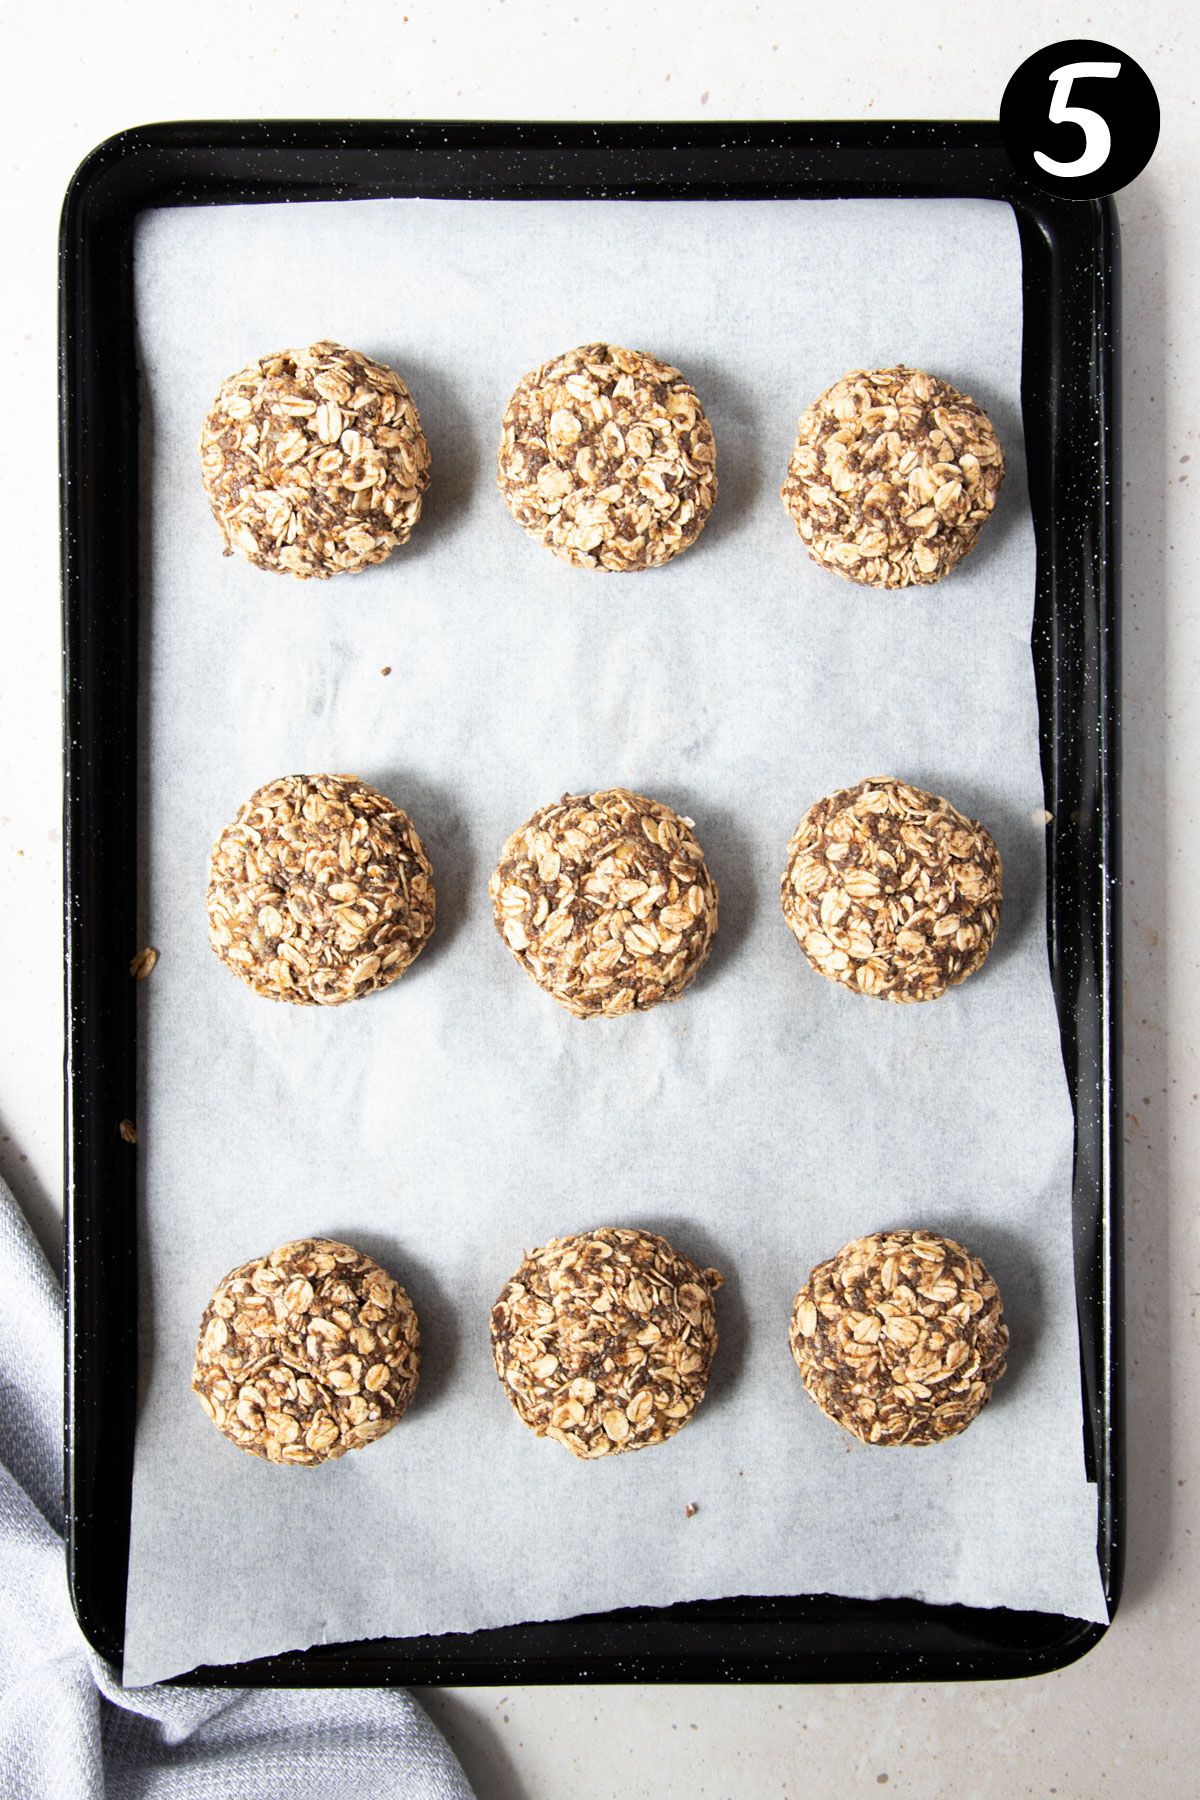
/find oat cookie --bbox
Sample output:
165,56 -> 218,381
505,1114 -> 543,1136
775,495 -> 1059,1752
491,1227 -> 723,1458
780,777 -> 1001,1002
489,788 -> 719,1017
192,1237 -> 421,1465
199,340 -> 431,577
207,774 -> 436,1005
780,366 -> 1004,587
497,343 -> 717,570
790,1230 -> 1009,1446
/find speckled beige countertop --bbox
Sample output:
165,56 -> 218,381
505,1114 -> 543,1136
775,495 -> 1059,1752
2,3 -> 1194,1794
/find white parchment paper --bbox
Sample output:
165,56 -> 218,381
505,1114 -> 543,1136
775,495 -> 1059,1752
124,196 -> 1107,1685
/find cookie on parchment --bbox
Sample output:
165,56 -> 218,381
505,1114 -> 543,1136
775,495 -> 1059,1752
789,1230 -> 1009,1446
780,777 -> 1001,1002
489,787 -> 719,1017
206,773 -> 436,1005
497,343 -> 717,571
193,1238 -> 421,1466
200,339 -> 430,577
491,1227 -> 723,1458
780,365 -> 1004,587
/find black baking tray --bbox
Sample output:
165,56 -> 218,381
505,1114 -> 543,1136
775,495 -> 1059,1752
60,121 -> 1122,1685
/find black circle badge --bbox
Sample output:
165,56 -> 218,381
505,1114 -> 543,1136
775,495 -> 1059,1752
1001,40 -> 1159,199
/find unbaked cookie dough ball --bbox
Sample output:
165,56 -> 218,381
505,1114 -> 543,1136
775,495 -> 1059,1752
489,788 -> 719,1017
496,343 -> 717,571
780,366 -> 1004,587
207,773 -> 436,1005
491,1226 -> 724,1458
780,777 -> 1001,1002
790,1230 -> 1009,1446
199,339 -> 431,577
192,1238 -> 421,1465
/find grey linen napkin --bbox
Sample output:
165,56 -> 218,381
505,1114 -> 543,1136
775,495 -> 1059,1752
0,1176 -> 475,1800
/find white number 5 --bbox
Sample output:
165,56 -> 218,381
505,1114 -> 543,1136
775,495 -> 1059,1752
1035,61 -> 1122,177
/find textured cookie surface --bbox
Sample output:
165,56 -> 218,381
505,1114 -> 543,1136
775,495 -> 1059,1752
491,1227 -> 723,1457
790,1230 -> 1008,1446
780,366 -> 1004,587
199,339 -> 430,577
780,777 -> 1001,1002
192,1238 -> 421,1465
489,788 -> 719,1017
207,773 -> 436,1005
497,343 -> 717,570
